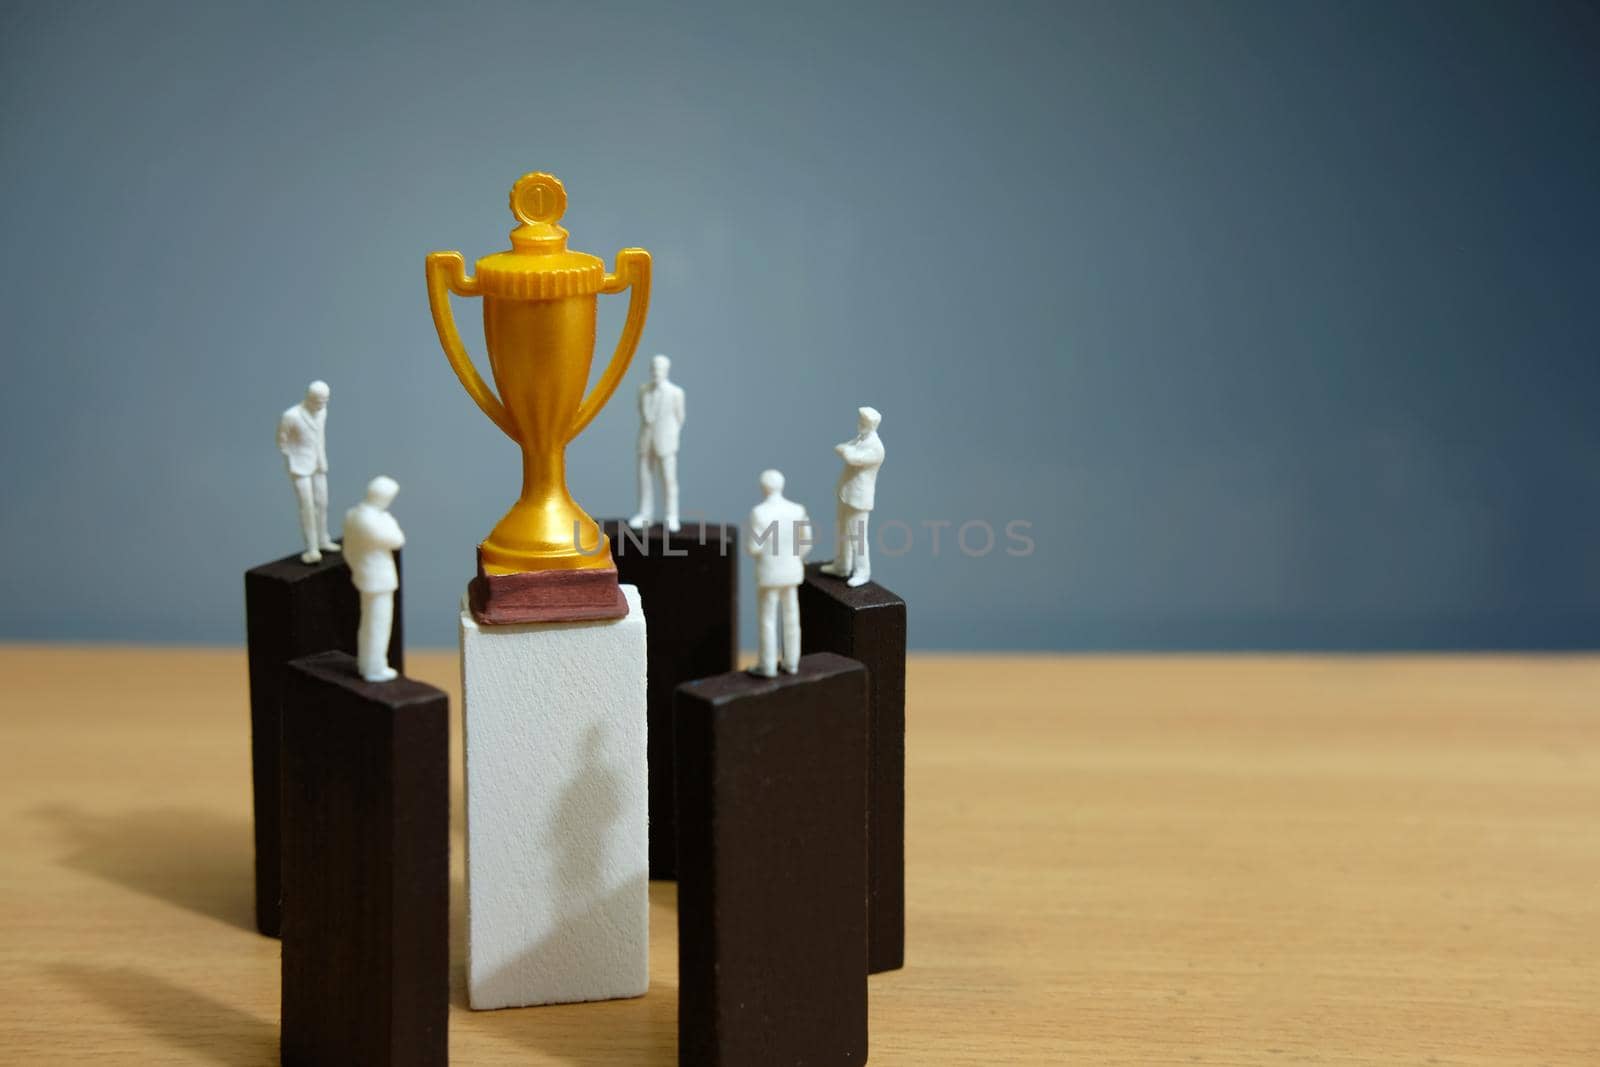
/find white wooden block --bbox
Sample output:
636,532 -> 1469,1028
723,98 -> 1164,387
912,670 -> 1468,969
459,585 -> 649,1010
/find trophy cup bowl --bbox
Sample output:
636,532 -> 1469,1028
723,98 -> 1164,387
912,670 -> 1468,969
426,172 -> 652,624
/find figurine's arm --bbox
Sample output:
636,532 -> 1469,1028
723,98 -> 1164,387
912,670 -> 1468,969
276,413 -> 294,457
674,387 -> 685,426
837,437 -> 884,466
797,512 -> 814,561
638,384 -> 649,423
381,514 -> 406,550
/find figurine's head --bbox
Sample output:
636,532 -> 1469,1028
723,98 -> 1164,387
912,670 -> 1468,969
366,475 -> 399,509
759,469 -> 785,497
305,380 -> 330,413
857,406 -> 881,434
651,354 -> 670,383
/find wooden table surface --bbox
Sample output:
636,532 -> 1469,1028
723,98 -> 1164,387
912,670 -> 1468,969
0,647 -> 1595,1065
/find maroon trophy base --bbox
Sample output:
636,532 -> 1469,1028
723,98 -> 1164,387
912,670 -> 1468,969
467,550 -> 630,626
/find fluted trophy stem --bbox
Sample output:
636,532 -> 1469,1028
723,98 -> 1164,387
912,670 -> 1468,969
519,447 -> 564,504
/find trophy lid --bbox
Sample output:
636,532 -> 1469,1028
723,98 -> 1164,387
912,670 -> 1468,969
473,173 -> 607,299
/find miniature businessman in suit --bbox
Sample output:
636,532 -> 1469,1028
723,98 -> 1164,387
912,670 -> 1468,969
277,380 -> 340,564
746,469 -> 813,677
628,354 -> 687,533
820,406 -> 885,587
344,476 -> 405,682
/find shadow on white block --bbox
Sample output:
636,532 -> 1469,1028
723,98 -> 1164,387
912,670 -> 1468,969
459,585 -> 649,1010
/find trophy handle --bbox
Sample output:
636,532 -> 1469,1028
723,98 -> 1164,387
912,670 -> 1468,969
568,247 -> 652,443
425,251 -> 517,440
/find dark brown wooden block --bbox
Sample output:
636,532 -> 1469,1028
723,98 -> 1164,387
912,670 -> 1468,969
244,550 -> 403,937
280,652 -> 447,1067
467,549 -> 629,624
675,652 -> 869,1067
602,519 -> 738,880
799,562 -> 907,974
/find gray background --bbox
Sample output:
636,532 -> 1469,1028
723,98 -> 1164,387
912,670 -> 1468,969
1,0 -> 1597,650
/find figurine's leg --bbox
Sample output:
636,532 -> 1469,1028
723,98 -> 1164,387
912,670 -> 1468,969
847,511 -> 871,587
780,585 -> 801,674
820,498 -> 850,576
314,473 -> 340,551
753,587 -> 779,677
629,451 -> 653,529
662,453 -> 680,532
293,476 -> 321,564
358,590 -> 398,682
356,590 -> 376,677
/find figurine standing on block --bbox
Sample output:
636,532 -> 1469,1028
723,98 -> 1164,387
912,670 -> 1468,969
628,354 -> 686,533
244,550 -> 405,937
820,406 -> 884,588
746,470 -> 811,677
278,380 -> 340,564
344,477 -> 405,683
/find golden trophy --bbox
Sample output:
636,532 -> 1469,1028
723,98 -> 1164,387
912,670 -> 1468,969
426,172 -> 651,623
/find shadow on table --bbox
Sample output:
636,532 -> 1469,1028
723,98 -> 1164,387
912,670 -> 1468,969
31,804 -> 255,932
48,964 -> 276,1065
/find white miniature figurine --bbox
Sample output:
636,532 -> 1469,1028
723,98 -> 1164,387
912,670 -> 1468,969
820,405 -> 885,587
746,469 -> 812,677
344,476 -> 405,683
627,354 -> 686,534
277,380 -> 340,564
